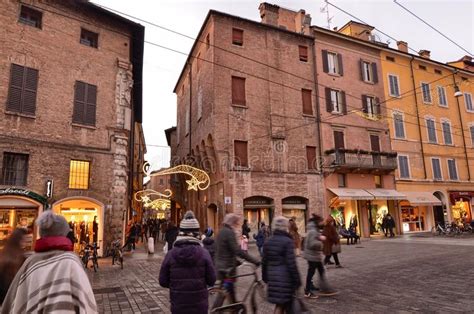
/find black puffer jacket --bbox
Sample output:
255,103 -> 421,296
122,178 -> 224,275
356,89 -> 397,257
262,230 -> 301,305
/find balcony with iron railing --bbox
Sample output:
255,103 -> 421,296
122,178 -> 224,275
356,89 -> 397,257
325,148 -> 398,174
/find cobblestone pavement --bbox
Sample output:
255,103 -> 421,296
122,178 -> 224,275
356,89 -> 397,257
88,235 -> 474,313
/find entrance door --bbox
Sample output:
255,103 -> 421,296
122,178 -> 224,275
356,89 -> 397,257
244,208 -> 272,239
370,134 -> 381,166
433,206 -> 445,226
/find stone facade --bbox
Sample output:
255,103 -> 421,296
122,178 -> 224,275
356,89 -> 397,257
0,0 -> 145,249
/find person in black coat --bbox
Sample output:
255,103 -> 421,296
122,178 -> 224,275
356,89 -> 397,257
164,222 -> 179,250
262,216 -> 301,313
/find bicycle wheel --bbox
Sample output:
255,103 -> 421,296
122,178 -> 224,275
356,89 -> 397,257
93,258 -> 98,272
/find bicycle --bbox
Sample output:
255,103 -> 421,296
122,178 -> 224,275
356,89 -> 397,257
79,242 -> 99,272
431,223 -> 448,236
209,263 -> 265,313
111,239 -> 124,269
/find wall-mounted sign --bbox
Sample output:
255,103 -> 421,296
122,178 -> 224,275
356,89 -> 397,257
224,197 -> 231,204
0,188 -> 48,205
46,179 -> 54,199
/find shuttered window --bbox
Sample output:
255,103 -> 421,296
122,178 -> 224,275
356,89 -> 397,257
426,118 -> 437,143
6,64 -> 38,116
80,28 -> 98,48
447,159 -> 458,180
431,158 -> 442,181
437,86 -> 447,107
306,146 -> 317,170
441,121 -> 452,145
73,81 -> 97,126
232,28 -> 243,46
465,93 -> 473,111
302,89 -> 313,115
231,76 -> 246,106
299,46 -> 308,62
362,95 -> 379,118
421,83 -> 432,103
471,126 -> 474,147
393,112 -> 405,139
360,60 -> 378,83
323,51 -> 343,75
388,74 -> 400,97
19,5 -> 42,29
398,155 -> 410,179
326,88 -> 346,114
333,131 -> 345,149
234,140 -> 248,167
1,153 -> 29,186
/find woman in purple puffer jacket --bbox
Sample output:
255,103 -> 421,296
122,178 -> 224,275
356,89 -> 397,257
159,211 -> 216,314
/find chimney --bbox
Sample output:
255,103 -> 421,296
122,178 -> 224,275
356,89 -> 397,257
418,50 -> 431,59
397,41 -> 408,53
259,2 -> 279,26
462,55 -> 473,62
295,9 -> 311,35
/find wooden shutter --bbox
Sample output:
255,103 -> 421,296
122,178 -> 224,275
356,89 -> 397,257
362,95 -> 368,113
85,84 -> 97,126
302,89 -> 313,115
370,135 -> 380,152
7,64 -> 24,113
234,140 -> 248,167
372,63 -> 378,83
22,67 -> 38,115
232,76 -> 246,106
232,28 -> 243,46
337,53 -> 344,76
340,91 -> 347,114
374,97 -> 381,115
73,81 -> 86,124
334,131 -> 345,149
306,146 -> 317,170
359,59 -> 365,81
325,88 -> 332,112
299,46 -> 308,62
322,50 -> 329,73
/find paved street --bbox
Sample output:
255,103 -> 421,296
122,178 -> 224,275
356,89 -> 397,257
88,235 -> 474,313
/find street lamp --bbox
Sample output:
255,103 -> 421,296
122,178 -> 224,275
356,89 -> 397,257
454,85 -> 462,97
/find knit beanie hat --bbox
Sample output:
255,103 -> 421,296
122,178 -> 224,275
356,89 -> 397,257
36,210 -> 70,237
180,211 -> 200,235
272,216 -> 289,232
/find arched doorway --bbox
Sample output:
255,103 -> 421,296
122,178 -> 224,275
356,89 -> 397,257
53,197 -> 104,256
207,203 -> 218,232
243,196 -> 274,239
282,196 -> 308,232
433,191 -> 447,226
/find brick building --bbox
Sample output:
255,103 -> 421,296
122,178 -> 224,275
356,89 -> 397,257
0,0 -> 145,254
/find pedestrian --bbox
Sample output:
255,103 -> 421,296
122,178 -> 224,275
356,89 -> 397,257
0,228 -> 27,305
213,214 -> 260,307
303,214 -> 338,298
288,218 -> 301,256
240,234 -> 248,254
323,216 -> 343,268
1,211 -> 97,313
123,221 -> 136,251
202,227 -> 216,262
262,216 -> 301,313
242,219 -> 251,238
382,214 -> 388,236
254,221 -> 269,256
385,213 -> 396,237
165,221 -> 179,250
159,211 -> 216,314
161,219 -> 168,241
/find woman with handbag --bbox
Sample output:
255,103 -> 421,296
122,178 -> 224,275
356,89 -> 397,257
322,216 -> 343,268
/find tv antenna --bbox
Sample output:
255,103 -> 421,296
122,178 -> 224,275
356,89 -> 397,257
320,1 -> 333,30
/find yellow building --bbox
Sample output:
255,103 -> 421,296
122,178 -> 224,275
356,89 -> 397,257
380,43 -> 474,233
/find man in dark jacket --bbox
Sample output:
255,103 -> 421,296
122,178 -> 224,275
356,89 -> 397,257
159,211 -> 216,314
164,222 -> 179,250
262,216 -> 300,313
254,222 -> 269,256
214,214 -> 260,306
385,213 -> 396,237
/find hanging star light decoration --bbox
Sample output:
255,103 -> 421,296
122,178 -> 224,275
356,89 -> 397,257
134,189 -> 172,210
143,162 -> 210,191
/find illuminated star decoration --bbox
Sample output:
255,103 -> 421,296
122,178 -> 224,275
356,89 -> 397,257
143,163 -> 210,191
134,189 -> 172,211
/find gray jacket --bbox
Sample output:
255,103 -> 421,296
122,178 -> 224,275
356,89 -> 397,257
303,221 -> 323,262
215,224 -> 259,276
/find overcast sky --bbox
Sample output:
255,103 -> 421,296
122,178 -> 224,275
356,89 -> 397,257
92,0 -> 473,170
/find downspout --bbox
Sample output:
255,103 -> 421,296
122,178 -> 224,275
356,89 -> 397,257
452,72 -> 471,181
189,65 -> 193,156
409,56 -> 427,179
310,39 -> 323,173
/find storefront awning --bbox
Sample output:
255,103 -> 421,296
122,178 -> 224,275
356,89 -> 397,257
402,192 -> 442,206
328,188 -> 374,200
366,189 -> 406,200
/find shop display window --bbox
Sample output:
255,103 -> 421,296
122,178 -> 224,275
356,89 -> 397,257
283,208 -> 306,233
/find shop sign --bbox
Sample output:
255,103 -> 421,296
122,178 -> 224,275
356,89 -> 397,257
0,187 -> 48,205
449,191 -> 474,203
244,197 -> 272,206
282,197 -> 306,205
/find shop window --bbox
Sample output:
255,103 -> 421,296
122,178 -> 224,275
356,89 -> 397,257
1,153 -> 29,186
80,28 -> 99,48
19,5 -> 42,29
6,64 -> 39,116
338,174 -> 346,187
374,175 -> 382,188
69,160 -> 90,189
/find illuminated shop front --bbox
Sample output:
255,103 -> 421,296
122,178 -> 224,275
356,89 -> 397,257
282,196 -> 307,232
449,191 -> 473,223
0,188 -> 46,251
399,192 -> 442,233
243,196 -> 274,239
53,197 -> 104,256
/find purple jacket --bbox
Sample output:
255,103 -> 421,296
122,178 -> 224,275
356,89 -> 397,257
159,237 -> 216,314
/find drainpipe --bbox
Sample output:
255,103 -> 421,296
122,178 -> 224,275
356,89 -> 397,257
452,72 -> 471,181
189,65 -> 193,156
409,56 -> 427,179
